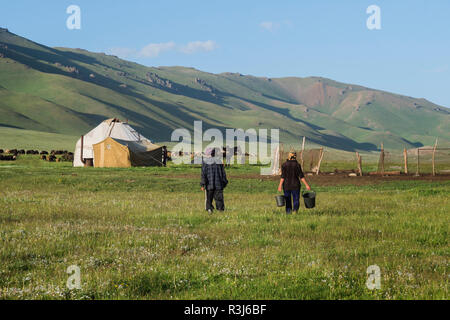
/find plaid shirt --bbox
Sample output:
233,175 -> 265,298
200,160 -> 228,190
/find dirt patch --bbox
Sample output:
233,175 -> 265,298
305,174 -> 450,186
228,173 -> 450,186
147,172 -> 450,186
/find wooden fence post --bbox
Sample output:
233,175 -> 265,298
271,145 -> 280,175
380,142 -> 385,176
316,147 -> 324,175
432,138 -> 438,176
356,152 -> 362,176
300,136 -> 305,169
403,148 -> 408,174
415,148 -> 420,176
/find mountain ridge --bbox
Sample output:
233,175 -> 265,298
1,28 -> 449,151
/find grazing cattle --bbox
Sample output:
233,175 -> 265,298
6,149 -> 18,155
0,149 -> 3,154
40,155 -> 47,160
40,151 -> 48,155
60,152 -> 74,162
0,155 -> 16,161
18,149 -> 25,154
47,154 -> 57,162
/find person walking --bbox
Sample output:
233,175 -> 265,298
201,148 -> 228,213
277,151 -> 311,214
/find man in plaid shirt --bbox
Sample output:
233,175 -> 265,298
200,148 -> 228,213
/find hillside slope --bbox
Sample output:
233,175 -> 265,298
1,28 -> 449,151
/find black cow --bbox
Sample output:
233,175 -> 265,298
0,155 -> 16,161
60,153 -> 74,162
6,149 -> 18,155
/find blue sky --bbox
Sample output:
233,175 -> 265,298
1,0 -> 449,107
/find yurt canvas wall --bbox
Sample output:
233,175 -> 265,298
92,137 -> 163,168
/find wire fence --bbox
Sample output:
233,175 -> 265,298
276,144 -> 450,176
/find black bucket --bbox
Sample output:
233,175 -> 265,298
302,191 -> 316,209
275,195 -> 285,207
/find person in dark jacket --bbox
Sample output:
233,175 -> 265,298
201,148 -> 228,213
277,151 -> 311,214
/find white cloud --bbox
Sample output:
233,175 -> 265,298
428,65 -> 448,73
283,19 -> 293,28
107,40 -> 217,59
259,20 -> 292,32
179,40 -> 217,54
107,47 -> 136,59
137,41 -> 176,58
260,21 -> 279,32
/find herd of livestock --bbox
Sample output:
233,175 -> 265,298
0,149 -> 74,162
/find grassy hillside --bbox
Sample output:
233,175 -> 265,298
0,127 -> 77,150
1,27 -> 449,151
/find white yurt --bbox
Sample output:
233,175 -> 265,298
73,118 -> 163,167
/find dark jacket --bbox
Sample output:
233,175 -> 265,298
281,160 -> 305,191
200,161 -> 228,191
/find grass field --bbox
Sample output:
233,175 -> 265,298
0,156 -> 448,299
0,127 -> 78,150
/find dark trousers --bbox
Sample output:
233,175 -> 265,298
284,189 -> 300,213
205,189 -> 224,211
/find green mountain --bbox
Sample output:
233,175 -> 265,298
1,28 -> 449,151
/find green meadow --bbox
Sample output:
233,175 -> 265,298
0,156 -> 448,299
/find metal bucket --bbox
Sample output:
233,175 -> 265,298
302,191 -> 316,209
275,195 -> 285,207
